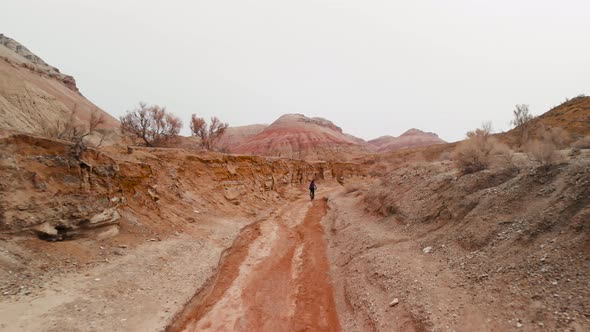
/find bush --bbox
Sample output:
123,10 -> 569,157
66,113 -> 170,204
536,125 -> 570,149
190,115 -> 229,151
571,136 -> 590,149
453,122 -> 511,174
120,103 -> 182,147
525,140 -> 560,167
43,108 -> 106,160
523,125 -> 570,167
511,104 -> 535,146
364,186 -> 397,216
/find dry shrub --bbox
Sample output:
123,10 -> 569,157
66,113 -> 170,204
571,136 -> 590,149
439,151 -> 452,161
525,126 -> 570,167
525,140 -> 560,167
190,115 -> 229,151
120,102 -> 182,147
511,104 -> 535,146
364,185 -> 397,216
453,122 -> 511,174
536,126 -> 571,149
43,108 -> 106,160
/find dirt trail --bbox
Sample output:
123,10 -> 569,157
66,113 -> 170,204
169,197 -> 341,332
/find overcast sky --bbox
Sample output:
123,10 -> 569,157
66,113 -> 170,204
2,1 -> 589,142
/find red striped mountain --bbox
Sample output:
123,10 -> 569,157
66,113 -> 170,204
368,129 -> 446,153
231,114 -> 370,161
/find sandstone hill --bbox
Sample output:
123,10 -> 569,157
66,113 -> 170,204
368,128 -> 446,153
227,115 -> 446,160
232,114 -> 372,161
217,124 -> 268,151
0,34 -> 118,134
525,95 -> 590,138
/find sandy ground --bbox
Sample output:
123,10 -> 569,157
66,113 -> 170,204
0,216 -> 250,332
169,194 -> 340,332
323,191 -> 504,331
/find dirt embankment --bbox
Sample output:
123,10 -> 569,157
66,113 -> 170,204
0,133 -> 363,331
325,150 -> 590,331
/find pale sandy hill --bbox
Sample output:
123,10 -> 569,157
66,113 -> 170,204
0,34 -> 118,134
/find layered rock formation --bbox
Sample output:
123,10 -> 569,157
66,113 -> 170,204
368,128 -> 446,153
0,34 -> 118,134
217,124 -> 268,151
232,114 -> 371,161
0,133 -> 363,240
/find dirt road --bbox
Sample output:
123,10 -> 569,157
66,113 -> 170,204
168,197 -> 341,332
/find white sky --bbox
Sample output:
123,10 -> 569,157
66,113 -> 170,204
2,0 -> 589,142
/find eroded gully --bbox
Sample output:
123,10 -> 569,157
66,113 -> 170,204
166,196 -> 341,332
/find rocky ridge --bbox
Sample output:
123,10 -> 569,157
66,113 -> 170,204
0,34 -> 118,135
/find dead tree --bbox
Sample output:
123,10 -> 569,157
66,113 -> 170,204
190,115 -> 228,150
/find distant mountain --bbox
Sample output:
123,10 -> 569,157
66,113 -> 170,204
368,129 -> 446,153
0,34 -> 118,134
232,114 -> 371,161
217,124 -> 268,151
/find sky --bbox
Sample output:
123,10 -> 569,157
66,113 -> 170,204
2,0 -> 589,142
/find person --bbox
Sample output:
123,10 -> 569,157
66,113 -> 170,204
309,179 -> 317,200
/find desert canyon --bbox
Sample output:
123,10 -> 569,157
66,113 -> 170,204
0,34 -> 589,332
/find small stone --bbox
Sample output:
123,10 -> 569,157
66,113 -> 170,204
389,298 -> 399,307
423,246 -> 433,254
516,322 -> 523,328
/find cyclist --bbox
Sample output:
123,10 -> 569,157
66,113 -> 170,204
309,179 -> 317,200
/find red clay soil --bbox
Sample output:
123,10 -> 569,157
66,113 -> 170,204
167,198 -> 341,332
291,199 -> 341,331
165,222 -> 263,332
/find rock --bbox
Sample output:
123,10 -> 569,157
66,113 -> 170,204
516,322 -> 523,328
389,298 -> 399,307
62,75 -> 79,92
147,189 -> 160,202
423,246 -> 433,254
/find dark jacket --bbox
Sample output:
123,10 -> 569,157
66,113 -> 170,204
309,181 -> 317,190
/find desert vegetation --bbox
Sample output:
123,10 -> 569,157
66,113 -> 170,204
511,104 -> 536,146
571,135 -> 590,149
190,115 -> 229,151
43,107 -> 106,159
524,125 -> 570,167
452,122 -> 510,174
120,102 -> 182,147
